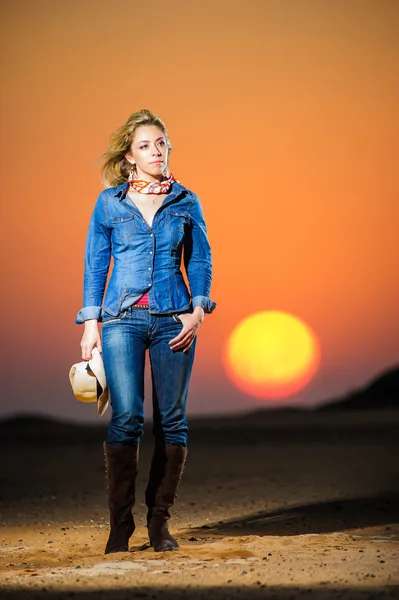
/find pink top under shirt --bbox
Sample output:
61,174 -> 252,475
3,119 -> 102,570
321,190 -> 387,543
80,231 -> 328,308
135,292 -> 149,305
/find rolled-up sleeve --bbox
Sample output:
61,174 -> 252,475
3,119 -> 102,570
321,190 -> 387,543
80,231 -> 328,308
184,193 -> 217,314
75,192 -> 111,324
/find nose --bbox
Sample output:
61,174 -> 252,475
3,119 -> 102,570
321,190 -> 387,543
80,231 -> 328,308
152,143 -> 163,156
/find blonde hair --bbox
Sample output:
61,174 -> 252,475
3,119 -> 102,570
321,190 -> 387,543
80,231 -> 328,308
100,109 -> 173,188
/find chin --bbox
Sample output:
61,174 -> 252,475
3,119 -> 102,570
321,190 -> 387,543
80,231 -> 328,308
155,166 -> 168,175
142,164 -> 168,179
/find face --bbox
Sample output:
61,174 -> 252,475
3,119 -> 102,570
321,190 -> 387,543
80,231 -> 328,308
125,125 -> 169,182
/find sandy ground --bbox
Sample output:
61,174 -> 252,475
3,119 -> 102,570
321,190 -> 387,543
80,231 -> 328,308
0,409 -> 398,599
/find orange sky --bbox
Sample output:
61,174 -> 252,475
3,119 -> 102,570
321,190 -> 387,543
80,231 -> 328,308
1,0 -> 398,421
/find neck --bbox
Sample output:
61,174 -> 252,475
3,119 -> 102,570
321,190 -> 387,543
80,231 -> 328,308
135,170 -> 169,183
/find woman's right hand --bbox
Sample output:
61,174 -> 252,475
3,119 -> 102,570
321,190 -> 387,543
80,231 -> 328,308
81,320 -> 102,360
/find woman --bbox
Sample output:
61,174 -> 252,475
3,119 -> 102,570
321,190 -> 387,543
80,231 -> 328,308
75,109 -> 216,554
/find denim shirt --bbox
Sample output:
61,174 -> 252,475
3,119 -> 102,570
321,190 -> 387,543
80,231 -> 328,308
75,180 -> 217,324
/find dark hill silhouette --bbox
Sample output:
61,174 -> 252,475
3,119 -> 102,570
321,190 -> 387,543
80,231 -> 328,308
0,365 -> 398,444
318,365 -> 399,410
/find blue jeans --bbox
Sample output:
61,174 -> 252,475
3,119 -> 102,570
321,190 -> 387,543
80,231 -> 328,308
101,307 -> 197,447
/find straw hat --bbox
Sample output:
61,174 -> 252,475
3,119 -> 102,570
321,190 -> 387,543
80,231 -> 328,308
69,347 -> 109,416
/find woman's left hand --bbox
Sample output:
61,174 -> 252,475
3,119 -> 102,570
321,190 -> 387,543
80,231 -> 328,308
169,308 -> 204,352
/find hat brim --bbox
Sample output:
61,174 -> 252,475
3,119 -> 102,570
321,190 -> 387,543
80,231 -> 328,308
87,349 -> 109,416
69,348 -> 109,417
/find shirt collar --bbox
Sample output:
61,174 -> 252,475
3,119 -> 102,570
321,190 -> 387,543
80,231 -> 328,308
114,182 -> 129,201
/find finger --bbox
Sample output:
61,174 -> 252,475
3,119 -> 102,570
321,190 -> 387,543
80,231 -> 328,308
168,329 -> 188,346
170,337 -> 190,351
183,338 -> 195,352
182,337 -> 196,352
170,338 -> 190,351
171,332 -> 195,351
169,329 -> 192,347
81,345 -> 93,360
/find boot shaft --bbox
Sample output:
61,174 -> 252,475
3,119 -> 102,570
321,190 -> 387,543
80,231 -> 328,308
145,443 -> 187,523
103,442 -> 139,513
103,441 -> 139,554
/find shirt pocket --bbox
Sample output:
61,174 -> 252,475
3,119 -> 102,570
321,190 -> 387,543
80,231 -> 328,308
111,214 -> 136,239
165,209 -> 189,232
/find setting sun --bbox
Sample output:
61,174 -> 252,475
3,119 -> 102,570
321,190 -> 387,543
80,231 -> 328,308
223,311 -> 321,399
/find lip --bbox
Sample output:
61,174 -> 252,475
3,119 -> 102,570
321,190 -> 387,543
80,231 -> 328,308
150,160 -> 163,164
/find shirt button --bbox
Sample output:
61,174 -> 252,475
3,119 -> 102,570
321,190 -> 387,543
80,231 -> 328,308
148,267 -> 151,270
149,251 -> 153,254
150,233 -> 154,237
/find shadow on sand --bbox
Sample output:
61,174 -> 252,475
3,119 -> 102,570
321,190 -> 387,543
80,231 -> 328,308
1,586 -> 398,599
181,491 -> 399,539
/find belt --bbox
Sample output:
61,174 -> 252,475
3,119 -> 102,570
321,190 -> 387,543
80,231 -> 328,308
131,303 -> 150,309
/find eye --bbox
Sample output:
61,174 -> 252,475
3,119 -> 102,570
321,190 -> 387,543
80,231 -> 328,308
140,144 -> 148,150
159,140 -> 166,146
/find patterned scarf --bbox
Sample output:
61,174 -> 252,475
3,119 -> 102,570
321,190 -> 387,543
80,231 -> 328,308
128,169 -> 180,194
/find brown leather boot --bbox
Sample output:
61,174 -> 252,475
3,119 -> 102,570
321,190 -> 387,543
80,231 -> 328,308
103,441 -> 139,554
145,443 -> 187,552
